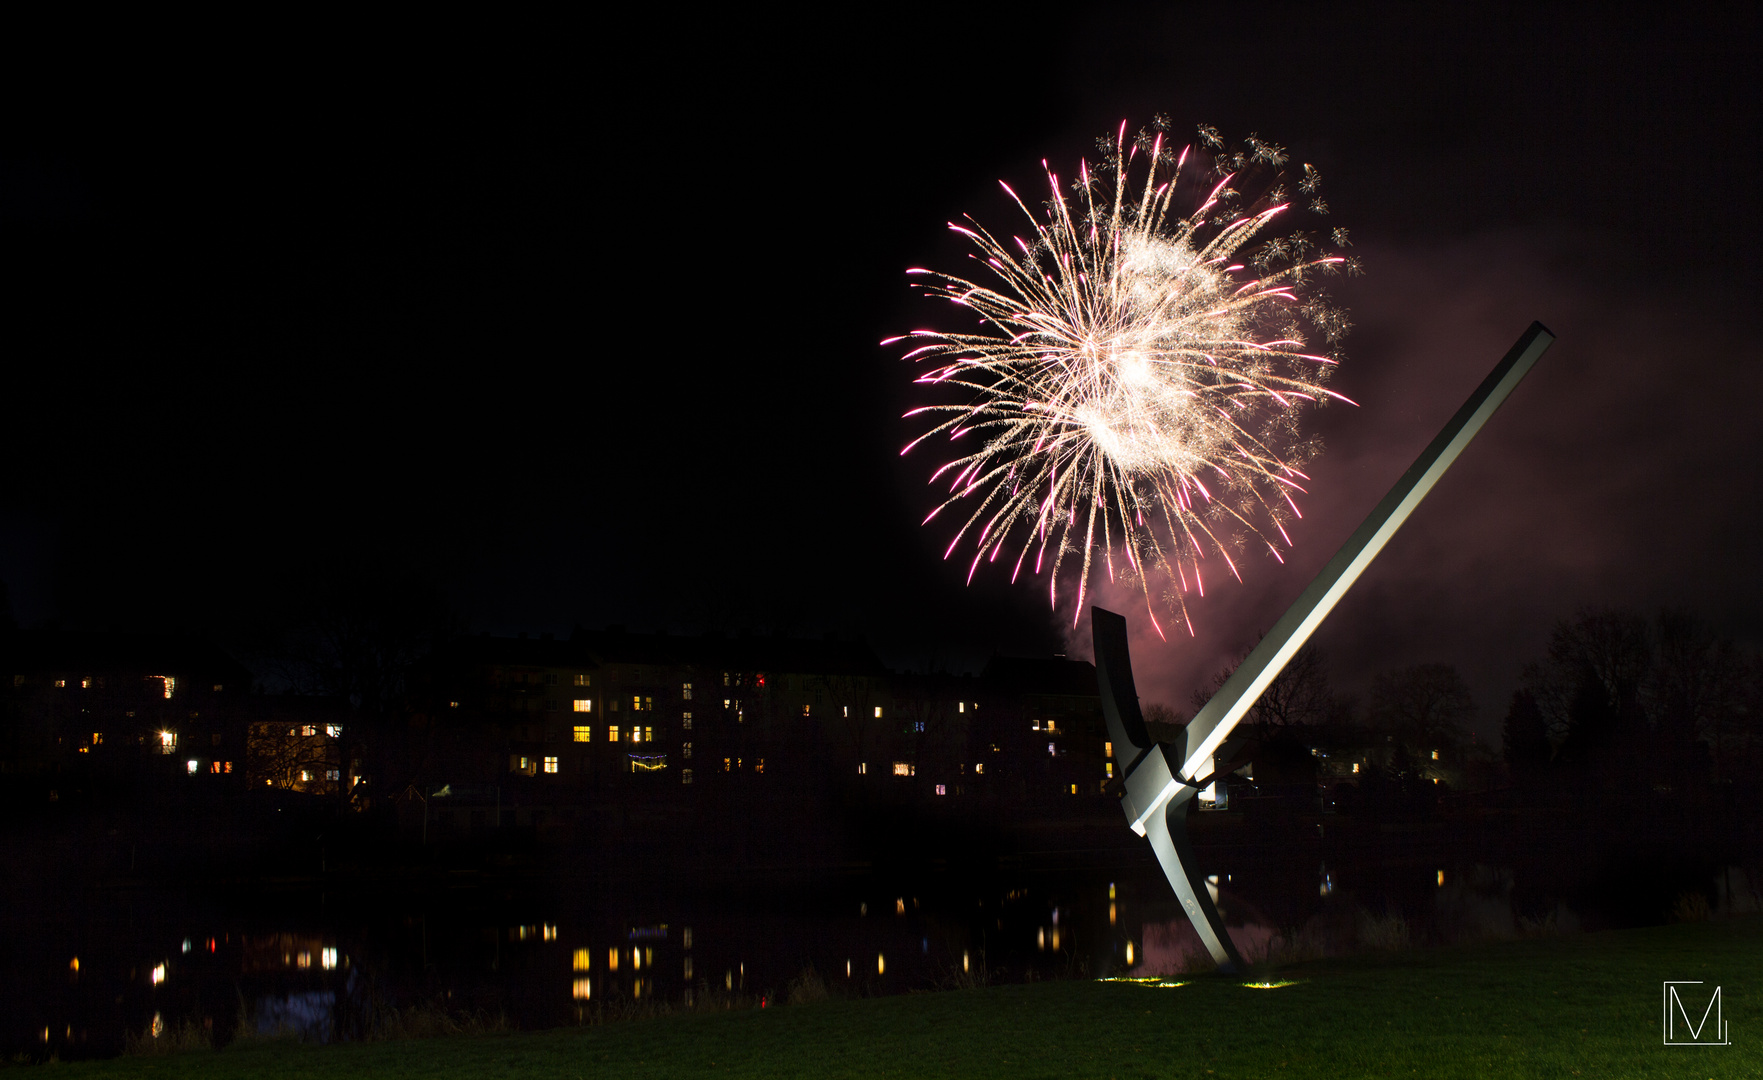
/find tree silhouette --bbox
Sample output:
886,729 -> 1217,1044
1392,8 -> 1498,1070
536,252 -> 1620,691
1501,689 -> 1551,780
1369,664 -> 1474,753
1192,640 -> 1333,728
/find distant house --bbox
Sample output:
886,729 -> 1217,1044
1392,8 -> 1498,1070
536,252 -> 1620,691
0,629 -> 253,804
977,655 -> 1109,800
405,628 -> 899,812
245,695 -> 349,796
397,629 -> 1111,833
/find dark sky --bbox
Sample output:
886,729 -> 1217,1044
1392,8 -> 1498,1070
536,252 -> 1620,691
2,6 -> 1758,738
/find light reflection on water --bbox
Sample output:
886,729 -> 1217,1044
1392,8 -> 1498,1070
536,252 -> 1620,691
7,850 -> 1722,1061
5,869 -> 1159,1060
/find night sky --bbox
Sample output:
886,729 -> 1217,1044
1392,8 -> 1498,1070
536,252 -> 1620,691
2,7 -> 1758,739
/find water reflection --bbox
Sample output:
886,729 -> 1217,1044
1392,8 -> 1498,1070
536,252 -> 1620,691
7,850 -> 1752,1062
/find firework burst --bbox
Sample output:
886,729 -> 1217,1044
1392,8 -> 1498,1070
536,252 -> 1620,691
889,118 -> 1359,637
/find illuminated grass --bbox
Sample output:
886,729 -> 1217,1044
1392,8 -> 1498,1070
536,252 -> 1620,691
49,917 -> 1763,1078
1097,975 -> 1190,988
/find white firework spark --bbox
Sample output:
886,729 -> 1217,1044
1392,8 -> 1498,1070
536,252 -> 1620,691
888,119 -> 1359,637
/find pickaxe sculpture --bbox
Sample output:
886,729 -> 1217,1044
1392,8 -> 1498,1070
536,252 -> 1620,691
1094,322 -> 1556,972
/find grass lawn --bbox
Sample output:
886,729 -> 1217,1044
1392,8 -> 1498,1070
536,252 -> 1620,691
47,917 -> 1762,1079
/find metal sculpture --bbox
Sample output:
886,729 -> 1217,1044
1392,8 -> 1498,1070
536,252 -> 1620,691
1096,322 -> 1556,972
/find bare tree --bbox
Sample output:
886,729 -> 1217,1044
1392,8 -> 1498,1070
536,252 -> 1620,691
1521,606 -> 1751,778
1500,689 -> 1551,776
1521,607 -> 1651,741
1649,608 -> 1743,768
1192,640 -> 1333,728
246,716 -> 338,794
1142,703 -> 1187,745
1369,664 -> 1475,752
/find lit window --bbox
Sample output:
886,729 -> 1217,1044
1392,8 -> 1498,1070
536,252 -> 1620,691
1048,742 -> 1056,756
326,724 -> 342,738
159,731 -> 177,753
449,701 -> 460,708
1070,784 -> 1078,794
974,762 -> 983,775
1431,749 -> 1440,761
151,964 -> 165,985
224,761 -> 232,773
643,726 -> 653,742
609,726 -> 619,743
1105,762 -> 1114,778
574,949 -> 591,971
54,679 -> 66,688
858,762 -> 867,775
573,726 -> 591,743
682,682 -> 692,700
874,706 -> 883,718
81,678 -> 91,689
573,699 -> 593,713
1352,762 -> 1360,773
301,725 -> 317,738
210,761 -> 221,774
681,712 -> 692,730
755,759 -> 763,774
543,756 -> 559,774
158,676 -> 176,699
958,702 -> 965,713
893,762 -> 912,776
92,733 -> 103,745
326,769 -> 340,781
1105,741 -> 1113,758
322,948 -> 338,970
723,757 -> 732,772
1047,720 -> 1057,734
682,742 -> 692,758
935,784 -> 946,795
573,978 -> 591,1000
300,770 -> 311,782
633,696 -> 653,712
802,704 -> 811,716
682,768 -> 693,784
609,949 -> 619,971
574,674 -> 590,687
186,759 -> 200,774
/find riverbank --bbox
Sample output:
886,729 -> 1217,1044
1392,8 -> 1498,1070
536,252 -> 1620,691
39,913 -> 1762,1078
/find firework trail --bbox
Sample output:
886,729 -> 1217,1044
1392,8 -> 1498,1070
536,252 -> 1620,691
888,118 -> 1359,637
